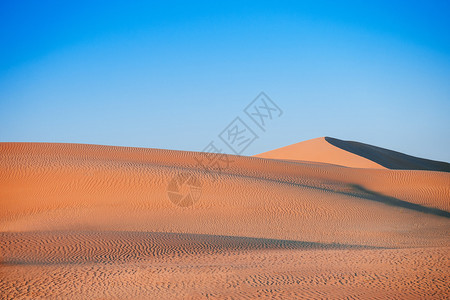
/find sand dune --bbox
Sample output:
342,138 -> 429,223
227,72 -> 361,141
1,142 -> 449,299
256,136 -> 450,172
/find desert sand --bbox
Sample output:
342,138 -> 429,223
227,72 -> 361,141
256,137 -> 450,172
1,138 -> 449,299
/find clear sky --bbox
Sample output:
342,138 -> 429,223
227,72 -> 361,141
1,1 -> 449,162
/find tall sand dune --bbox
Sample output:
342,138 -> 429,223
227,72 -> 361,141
1,142 -> 449,299
256,136 -> 450,172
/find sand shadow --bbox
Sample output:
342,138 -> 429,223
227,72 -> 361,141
0,231 -> 381,266
348,184 -> 450,219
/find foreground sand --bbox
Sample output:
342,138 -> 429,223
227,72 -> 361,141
1,142 -> 449,299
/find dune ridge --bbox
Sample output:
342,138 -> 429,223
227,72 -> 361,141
256,136 -> 450,172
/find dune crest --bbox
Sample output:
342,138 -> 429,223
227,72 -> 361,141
255,137 -> 385,169
256,136 -> 450,172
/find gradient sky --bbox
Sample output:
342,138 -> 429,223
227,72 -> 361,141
1,1 -> 449,162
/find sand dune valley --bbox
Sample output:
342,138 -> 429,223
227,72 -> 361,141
0,136 -> 449,299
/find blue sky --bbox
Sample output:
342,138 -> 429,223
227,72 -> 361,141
1,1 -> 449,162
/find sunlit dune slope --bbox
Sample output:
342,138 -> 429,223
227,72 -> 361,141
256,136 -> 450,172
1,142 -> 448,249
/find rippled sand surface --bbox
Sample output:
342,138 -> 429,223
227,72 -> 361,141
1,142 -> 449,299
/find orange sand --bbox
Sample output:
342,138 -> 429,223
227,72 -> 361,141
256,136 -> 450,172
1,140 -> 449,299
256,137 -> 386,168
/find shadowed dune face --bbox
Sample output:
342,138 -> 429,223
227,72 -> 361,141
1,142 -> 449,298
